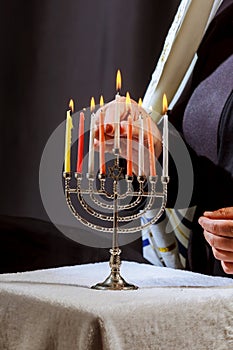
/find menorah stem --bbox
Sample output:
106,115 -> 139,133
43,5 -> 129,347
109,247 -> 122,282
112,179 -> 118,250
91,156 -> 138,290
106,180 -> 123,285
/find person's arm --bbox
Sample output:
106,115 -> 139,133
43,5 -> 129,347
94,96 -> 197,209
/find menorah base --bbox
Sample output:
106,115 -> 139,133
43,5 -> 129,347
91,273 -> 138,290
91,248 -> 138,290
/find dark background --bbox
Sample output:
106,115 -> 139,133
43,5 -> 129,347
0,0 -> 180,272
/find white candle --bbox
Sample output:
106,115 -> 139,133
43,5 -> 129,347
88,113 -> 95,175
138,114 -> 144,176
162,113 -> 168,177
114,93 -> 120,151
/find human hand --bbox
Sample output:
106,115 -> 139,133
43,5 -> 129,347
198,207 -> 233,274
94,96 -> 162,175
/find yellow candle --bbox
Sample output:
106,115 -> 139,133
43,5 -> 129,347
64,99 -> 74,173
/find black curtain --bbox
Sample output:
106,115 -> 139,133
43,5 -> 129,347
0,0 -> 180,271
0,0 -> 180,220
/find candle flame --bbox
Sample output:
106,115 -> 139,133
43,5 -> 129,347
138,98 -> 142,107
90,97 -> 95,112
163,94 -> 168,114
116,69 -> 122,91
126,91 -> 131,108
100,95 -> 104,107
69,99 -> 74,113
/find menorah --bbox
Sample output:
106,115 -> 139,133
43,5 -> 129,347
63,168 -> 169,290
63,73 -> 169,290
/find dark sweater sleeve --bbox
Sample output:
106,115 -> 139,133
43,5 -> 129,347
163,123 -> 197,209
218,90 -> 233,177
166,90 -> 233,211
193,89 -> 233,211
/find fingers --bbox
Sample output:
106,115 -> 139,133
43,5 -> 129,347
198,216 -> 233,237
203,230 -> 233,251
204,207 -> 233,219
221,261 -> 233,274
199,213 -> 233,274
95,96 -> 158,130
203,229 -> 233,274
211,247 -> 233,262
95,119 -> 161,144
95,120 -> 137,139
120,119 -> 146,138
93,97 -> 162,175
94,124 -> 122,139
94,97 -> 162,160
95,97 -> 145,126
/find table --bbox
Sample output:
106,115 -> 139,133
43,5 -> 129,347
1,261 -> 233,350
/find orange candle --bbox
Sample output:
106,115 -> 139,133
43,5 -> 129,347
127,115 -> 133,176
76,111 -> 85,174
99,106 -> 106,175
146,116 -> 156,176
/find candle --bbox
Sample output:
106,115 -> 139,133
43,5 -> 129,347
114,69 -> 121,152
126,92 -> 132,176
88,97 -> 95,176
99,95 -> 106,175
127,115 -> 133,176
64,99 -> 74,173
76,111 -> 85,174
138,114 -> 144,176
162,94 -> 168,177
146,116 -> 156,176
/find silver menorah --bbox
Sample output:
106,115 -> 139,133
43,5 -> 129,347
63,105 -> 169,290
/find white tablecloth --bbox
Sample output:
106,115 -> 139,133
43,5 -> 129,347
1,261 -> 233,350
